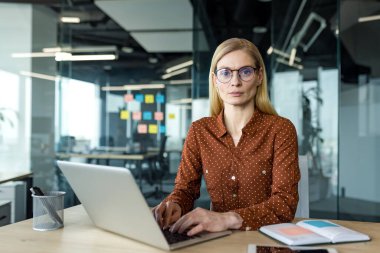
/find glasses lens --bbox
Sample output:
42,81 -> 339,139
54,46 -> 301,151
216,69 -> 232,83
238,67 -> 255,81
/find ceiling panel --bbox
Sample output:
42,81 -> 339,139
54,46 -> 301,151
95,0 -> 195,52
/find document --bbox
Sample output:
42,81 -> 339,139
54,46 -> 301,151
259,220 -> 370,246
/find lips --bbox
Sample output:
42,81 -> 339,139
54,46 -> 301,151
228,92 -> 243,96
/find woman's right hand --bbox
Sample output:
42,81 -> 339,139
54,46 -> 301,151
152,201 -> 182,230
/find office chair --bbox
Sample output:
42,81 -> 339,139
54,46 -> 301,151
143,136 -> 171,199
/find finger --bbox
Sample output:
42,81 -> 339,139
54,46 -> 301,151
187,224 -> 204,236
154,204 -> 165,227
169,214 -> 186,233
163,203 -> 174,229
177,217 -> 196,234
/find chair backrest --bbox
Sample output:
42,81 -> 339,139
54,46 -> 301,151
158,136 -> 168,158
295,155 -> 309,218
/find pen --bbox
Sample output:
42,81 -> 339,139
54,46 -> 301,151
30,187 -> 63,225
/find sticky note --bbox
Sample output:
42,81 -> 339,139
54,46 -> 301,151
135,94 -> 144,102
132,112 -> 142,120
145,94 -> 154,104
149,124 -> 158,134
159,125 -> 166,134
169,113 -> 176,119
137,124 -> 147,134
156,94 -> 165,104
154,112 -> 164,121
303,220 -> 339,228
143,111 -> 152,120
120,110 -> 129,120
124,94 -> 134,102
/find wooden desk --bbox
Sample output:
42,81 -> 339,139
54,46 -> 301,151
0,171 -> 32,184
0,171 -> 33,219
0,205 -> 378,253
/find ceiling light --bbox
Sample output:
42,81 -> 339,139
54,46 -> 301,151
266,46 -> 301,62
20,71 -> 58,81
168,79 -> 192,85
60,17 -> 81,23
121,47 -> 134,53
253,26 -> 267,33
276,58 -> 303,70
267,46 -> 274,55
165,60 -> 193,73
289,48 -> 297,66
101,84 -> 165,91
358,14 -> 380,23
148,57 -> 158,64
55,53 -> 117,61
11,52 -> 56,58
161,68 -> 189,79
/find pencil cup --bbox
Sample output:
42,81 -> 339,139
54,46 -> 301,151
32,191 -> 65,231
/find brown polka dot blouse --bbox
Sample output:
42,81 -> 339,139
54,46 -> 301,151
164,109 -> 300,231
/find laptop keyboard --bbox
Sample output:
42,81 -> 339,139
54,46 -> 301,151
162,229 -> 198,244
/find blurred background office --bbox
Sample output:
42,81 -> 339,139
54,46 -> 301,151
0,0 -> 379,224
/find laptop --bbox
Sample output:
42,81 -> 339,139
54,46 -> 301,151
57,160 -> 231,250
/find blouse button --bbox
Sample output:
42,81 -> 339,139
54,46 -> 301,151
231,176 -> 236,180
262,170 -> 266,175
245,227 -> 251,231
205,170 -> 208,174
232,193 -> 237,198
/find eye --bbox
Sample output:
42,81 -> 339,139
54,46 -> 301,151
219,69 -> 231,77
240,67 -> 253,76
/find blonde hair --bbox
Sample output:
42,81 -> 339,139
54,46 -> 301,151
209,38 -> 277,117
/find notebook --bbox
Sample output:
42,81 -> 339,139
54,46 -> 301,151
57,160 -> 231,250
259,220 -> 370,246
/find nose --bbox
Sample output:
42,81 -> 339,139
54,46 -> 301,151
230,71 -> 242,86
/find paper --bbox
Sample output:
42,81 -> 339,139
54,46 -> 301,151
159,125 -> 166,134
156,94 -> 165,103
137,124 -> 147,134
169,113 -> 176,119
127,101 -> 140,112
145,94 -> 154,104
154,112 -> 164,121
143,111 -> 152,120
132,112 -> 142,120
124,94 -> 134,102
135,94 -> 144,102
148,124 -> 158,134
120,110 -> 129,120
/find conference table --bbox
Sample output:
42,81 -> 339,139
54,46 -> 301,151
0,205 -> 378,253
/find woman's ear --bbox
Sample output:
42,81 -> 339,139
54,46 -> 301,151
212,72 -> 218,87
257,68 -> 264,86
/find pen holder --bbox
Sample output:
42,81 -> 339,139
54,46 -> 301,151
32,191 -> 65,231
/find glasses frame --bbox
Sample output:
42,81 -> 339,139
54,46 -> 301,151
214,66 -> 258,83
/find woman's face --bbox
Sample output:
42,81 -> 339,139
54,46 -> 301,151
213,49 -> 262,109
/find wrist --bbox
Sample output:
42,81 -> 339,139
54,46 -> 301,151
224,211 -> 243,230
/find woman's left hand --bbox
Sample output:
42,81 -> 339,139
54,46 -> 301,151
169,207 -> 243,236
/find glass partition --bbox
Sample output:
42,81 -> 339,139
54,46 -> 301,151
271,0 -> 339,219
338,0 -> 380,221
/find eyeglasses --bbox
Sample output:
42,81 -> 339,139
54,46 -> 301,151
214,66 -> 257,83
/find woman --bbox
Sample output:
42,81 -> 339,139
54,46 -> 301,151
153,38 -> 300,236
